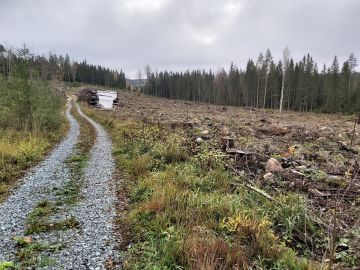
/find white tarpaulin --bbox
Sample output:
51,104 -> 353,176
97,90 -> 117,109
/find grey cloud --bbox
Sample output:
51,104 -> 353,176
0,0 -> 359,78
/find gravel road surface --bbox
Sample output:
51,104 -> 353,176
0,100 -> 119,269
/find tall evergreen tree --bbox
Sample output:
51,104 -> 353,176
263,49 -> 273,108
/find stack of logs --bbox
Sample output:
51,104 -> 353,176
77,88 -> 99,107
87,90 -> 99,106
113,92 -> 120,109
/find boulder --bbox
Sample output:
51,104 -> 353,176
265,158 -> 283,173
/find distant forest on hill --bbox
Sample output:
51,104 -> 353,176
143,50 -> 359,113
0,44 -> 126,89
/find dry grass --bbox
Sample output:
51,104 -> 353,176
0,125 -> 67,202
127,155 -> 153,177
184,232 -> 248,270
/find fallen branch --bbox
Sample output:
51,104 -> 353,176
226,148 -> 248,155
309,188 -> 329,197
245,184 -> 273,201
290,169 -> 305,177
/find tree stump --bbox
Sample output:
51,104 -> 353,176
221,136 -> 235,151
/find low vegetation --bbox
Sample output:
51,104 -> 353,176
15,236 -> 61,269
25,200 -> 79,235
0,262 -> 14,270
83,105 -> 330,270
0,128 -> 66,202
0,73 -> 66,202
115,90 -> 360,267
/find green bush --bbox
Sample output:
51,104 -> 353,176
0,75 -> 64,133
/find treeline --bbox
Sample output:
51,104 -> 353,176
0,44 -> 126,88
143,50 -> 359,113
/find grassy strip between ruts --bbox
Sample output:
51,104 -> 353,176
8,100 -> 96,269
82,105 -> 328,270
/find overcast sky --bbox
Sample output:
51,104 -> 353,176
0,0 -> 359,78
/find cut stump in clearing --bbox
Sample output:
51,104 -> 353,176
221,136 -> 235,151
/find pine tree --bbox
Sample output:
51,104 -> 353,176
263,49 -> 273,108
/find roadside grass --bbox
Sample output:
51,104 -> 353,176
83,106 -> 325,270
0,126 -> 67,203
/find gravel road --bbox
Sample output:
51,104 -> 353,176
45,103 -> 118,270
0,100 -> 119,269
